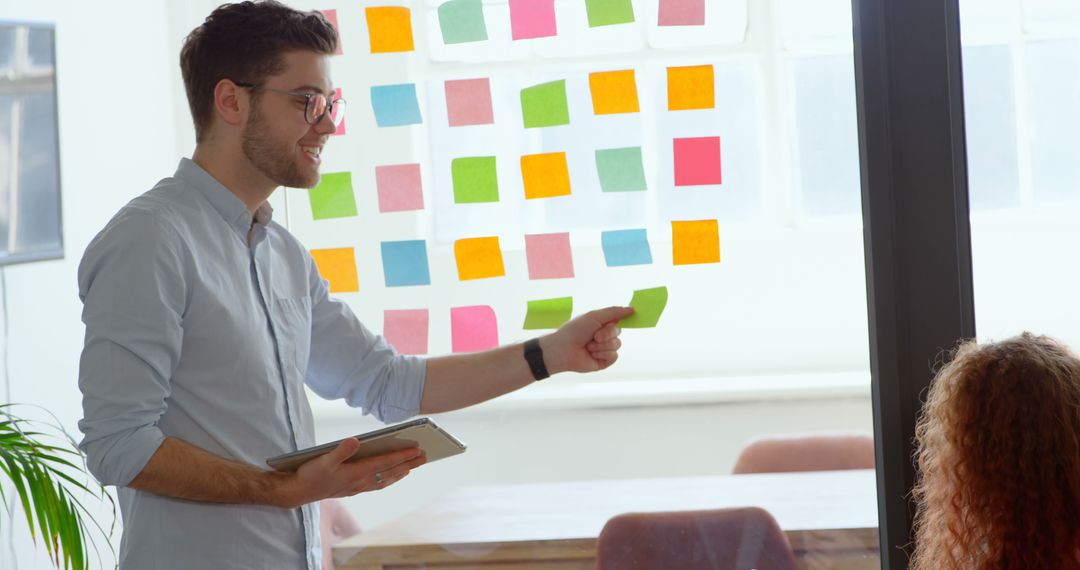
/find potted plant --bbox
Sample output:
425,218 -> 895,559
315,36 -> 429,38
0,405 -> 114,569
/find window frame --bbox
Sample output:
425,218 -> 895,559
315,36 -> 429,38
852,0 -> 976,566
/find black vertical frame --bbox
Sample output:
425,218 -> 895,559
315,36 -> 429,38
851,0 -> 976,568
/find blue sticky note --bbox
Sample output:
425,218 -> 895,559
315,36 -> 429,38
371,84 -> 422,127
381,240 -> 431,286
601,229 -> 653,266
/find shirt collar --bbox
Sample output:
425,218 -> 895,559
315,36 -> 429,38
175,158 -> 275,241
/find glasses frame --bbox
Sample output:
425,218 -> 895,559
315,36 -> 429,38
234,81 -> 346,127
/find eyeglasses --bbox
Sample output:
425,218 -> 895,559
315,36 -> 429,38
234,82 -> 347,127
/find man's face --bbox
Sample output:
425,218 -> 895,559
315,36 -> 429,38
241,50 -> 335,189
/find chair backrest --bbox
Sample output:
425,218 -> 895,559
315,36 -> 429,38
320,499 -> 362,570
596,506 -> 798,570
732,433 -> 875,474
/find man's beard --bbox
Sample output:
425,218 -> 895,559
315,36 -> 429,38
241,105 -> 319,189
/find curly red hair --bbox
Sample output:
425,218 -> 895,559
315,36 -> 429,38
911,332 -> 1080,569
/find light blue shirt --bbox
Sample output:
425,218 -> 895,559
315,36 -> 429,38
77,158 -> 426,569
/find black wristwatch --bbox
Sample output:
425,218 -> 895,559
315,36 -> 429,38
523,338 -> 550,381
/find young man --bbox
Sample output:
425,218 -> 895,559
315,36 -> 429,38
76,2 -> 631,568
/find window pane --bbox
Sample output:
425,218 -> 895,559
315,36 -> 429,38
791,55 -> 860,216
1026,39 -> 1080,204
961,44 -> 1020,210
289,0 -> 880,567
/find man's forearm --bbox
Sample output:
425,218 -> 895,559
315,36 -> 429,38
421,336 -> 557,414
128,436 -> 296,508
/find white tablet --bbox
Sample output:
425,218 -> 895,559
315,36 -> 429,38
266,417 -> 467,472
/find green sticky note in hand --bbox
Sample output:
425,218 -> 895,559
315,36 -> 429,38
621,286 -> 667,328
521,80 -> 570,128
523,296 -> 573,330
309,172 -> 358,220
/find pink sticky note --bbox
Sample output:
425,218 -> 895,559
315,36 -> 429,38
525,232 -> 574,280
509,0 -> 557,40
384,309 -> 429,355
658,0 -> 704,26
451,305 -> 499,353
333,88 -> 346,136
674,136 -> 722,186
445,78 -> 494,127
376,163 -> 424,212
320,10 -> 345,54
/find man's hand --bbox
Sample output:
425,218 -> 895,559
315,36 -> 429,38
541,306 -> 634,374
278,439 -> 427,508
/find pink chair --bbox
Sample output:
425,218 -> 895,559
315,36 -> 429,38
596,507 -> 797,570
731,433 -> 875,474
319,499 -> 361,570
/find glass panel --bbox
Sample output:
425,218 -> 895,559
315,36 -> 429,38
0,26 -> 14,74
0,23 -> 62,265
284,0 -> 880,567
26,28 -> 54,72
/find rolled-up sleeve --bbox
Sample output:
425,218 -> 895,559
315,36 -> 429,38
302,253 -> 425,423
77,210 -> 186,487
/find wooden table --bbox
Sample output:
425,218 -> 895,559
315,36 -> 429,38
336,469 -> 880,570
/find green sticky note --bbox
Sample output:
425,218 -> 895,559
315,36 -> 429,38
452,157 -> 500,203
621,286 -> 667,328
596,147 -> 647,192
309,172 -> 358,220
524,297 -> 573,330
438,0 -> 488,44
586,0 -> 636,27
521,80 -> 570,128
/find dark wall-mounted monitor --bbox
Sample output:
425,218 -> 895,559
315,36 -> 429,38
0,21 -> 62,266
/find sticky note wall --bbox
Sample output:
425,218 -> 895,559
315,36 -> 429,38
300,0 -> 735,348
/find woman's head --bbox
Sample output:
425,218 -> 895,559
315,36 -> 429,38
912,332 -> 1080,569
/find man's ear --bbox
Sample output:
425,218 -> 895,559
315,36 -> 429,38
213,79 -> 246,127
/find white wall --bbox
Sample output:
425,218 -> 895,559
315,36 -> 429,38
0,1 -> 182,567
0,1 -> 877,568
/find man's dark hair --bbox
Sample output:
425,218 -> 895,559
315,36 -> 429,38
180,1 -> 338,142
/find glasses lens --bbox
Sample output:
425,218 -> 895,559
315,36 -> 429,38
307,94 -> 327,125
330,99 -> 346,127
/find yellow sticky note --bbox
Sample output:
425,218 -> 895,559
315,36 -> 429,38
672,220 -> 720,265
589,69 -> 639,115
366,7 -> 415,53
521,152 -> 572,199
455,237 -> 506,280
667,65 -> 714,111
311,247 -> 360,292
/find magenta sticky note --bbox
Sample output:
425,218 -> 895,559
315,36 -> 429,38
445,78 -> 494,127
376,163 -> 424,212
383,309 -> 429,355
451,305 -> 499,353
673,136 -> 722,186
333,87 -> 346,136
658,0 -> 704,26
525,232 -> 574,280
509,0 -> 557,40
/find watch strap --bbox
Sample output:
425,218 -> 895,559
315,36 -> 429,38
523,338 -> 550,381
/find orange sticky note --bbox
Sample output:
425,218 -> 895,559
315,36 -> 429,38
366,7 -> 415,53
454,237 -> 506,280
667,64 -> 714,111
589,69 -> 639,115
672,220 -> 720,265
311,247 -> 360,292
521,152 -> 571,199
